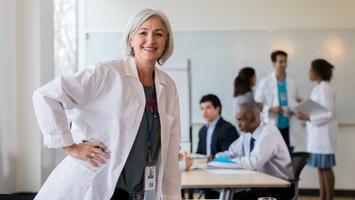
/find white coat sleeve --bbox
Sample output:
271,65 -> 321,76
162,88 -> 182,200
32,64 -> 104,148
309,87 -> 335,125
254,80 -> 264,104
254,81 -> 271,121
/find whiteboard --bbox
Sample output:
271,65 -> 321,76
159,59 -> 191,143
85,29 -> 355,125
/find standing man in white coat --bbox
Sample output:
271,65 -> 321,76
33,9 -> 181,200
255,50 -> 302,153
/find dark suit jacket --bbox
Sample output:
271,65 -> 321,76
196,117 -> 239,156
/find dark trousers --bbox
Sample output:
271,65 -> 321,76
110,189 -> 143,200
279,127 -> 294,154
203,189 -> 220,199
111,189 -> 129,200
234,186 -> 294,200
181,189 -> 194,199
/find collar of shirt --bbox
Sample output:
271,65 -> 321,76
250,121 -> 264,141
206,116 -> 220,128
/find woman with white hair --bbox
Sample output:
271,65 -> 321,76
33,9 -> 181,200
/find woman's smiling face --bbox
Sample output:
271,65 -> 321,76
129,16 -> 168,64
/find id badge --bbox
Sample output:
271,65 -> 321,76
280,92 -> 287,101
144,165 -> 156,191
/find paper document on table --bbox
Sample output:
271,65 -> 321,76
207,169 -> 255,175
293,99 -> 327,115
189,153 -> 208,159
190,163 -> 207,170
207,157 -> 242,169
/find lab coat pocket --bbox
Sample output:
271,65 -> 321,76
38,156 -> 97,199
161,113 -> 175,158
164,113 -> 176,135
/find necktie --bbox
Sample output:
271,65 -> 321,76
249,137 -> 255,153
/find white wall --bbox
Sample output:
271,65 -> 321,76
0,0 -> 17,193
86,0 -> 355,191
1,0 -> 354,194
15,0 -> 43,192
86,0 -> 355,32
0,0 -> 55,193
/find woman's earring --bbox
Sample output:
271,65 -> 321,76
130,46 -> 135,56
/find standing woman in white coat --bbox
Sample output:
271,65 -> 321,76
297,59 -> 337,200
33,9 -> 181,200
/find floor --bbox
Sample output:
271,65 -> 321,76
187,194 -> 355,200
299,197 -> 355,200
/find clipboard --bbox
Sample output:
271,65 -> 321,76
293,99 -> 328,115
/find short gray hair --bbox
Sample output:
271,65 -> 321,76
239,101 -> 260,116
121,8 -> 174,65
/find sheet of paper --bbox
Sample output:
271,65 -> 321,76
190,163 -> 208,170
189,153 -> 208,159
293,99 -> 327,115
206,169 -> 255,175
207,161 -> 243,169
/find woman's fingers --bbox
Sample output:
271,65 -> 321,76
92,153 -> 107,165
87,157 -> 99,167
92,147 -> 111,160
91,141 -> 108,149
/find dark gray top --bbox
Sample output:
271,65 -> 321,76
116,85 -> 161,197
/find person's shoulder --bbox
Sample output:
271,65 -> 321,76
85,59 -> 124,76
261,122 -> 281,136
155,67 -> 178,92
198,124 -> 207,134
96,58 -> 127,71
220,117 -> 237,129
155,67 -> 175,84
320,81 -> 334,90
235,91 -> 254,102
314,81 -> 334,96
258,73 -> 274,85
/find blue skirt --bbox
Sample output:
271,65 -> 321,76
308,153 -> 336,169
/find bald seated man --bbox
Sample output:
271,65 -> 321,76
216,101 -> 294,199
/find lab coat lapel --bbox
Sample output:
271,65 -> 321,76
154,69 -> 169,160
123,56 -> 147,119
210,117 -> 223,154
271,72 -> 279,106
286,75 -> 296,106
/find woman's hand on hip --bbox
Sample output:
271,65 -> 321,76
63,141 -> 111,167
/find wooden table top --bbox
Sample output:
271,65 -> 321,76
182,168 -> 290,189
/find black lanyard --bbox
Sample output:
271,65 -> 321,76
145,85 -> 158,163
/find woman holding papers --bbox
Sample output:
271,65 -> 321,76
297,59 -> 337,200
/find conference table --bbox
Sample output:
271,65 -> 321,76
181,163 -> 290,200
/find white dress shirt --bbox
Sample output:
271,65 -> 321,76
206,116 -> 220,155
306,81 -> 338,154
216,122 -> 293,180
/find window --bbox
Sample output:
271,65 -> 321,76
54,0 -> 78,76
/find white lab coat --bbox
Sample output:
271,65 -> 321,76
32,56 -> 181,200
306,81 -> 338,154
254,72 -> 302,146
